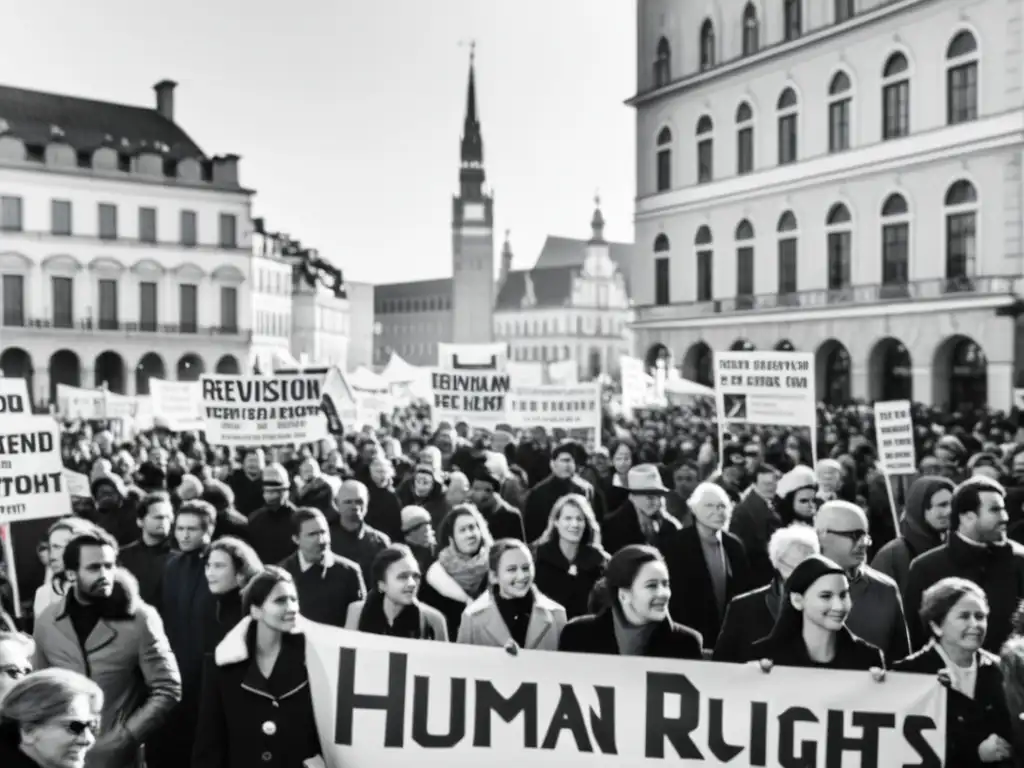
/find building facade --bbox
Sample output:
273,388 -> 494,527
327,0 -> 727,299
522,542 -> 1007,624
0,80 -> 259,406
345,280 -> 375,370
629,0 -> 1023,409
494,203 -> 633,379
290,271 -> 350,370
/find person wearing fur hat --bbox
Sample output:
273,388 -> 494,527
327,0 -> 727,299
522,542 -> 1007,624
523,441 -> 603,544
774,465 -> 819,527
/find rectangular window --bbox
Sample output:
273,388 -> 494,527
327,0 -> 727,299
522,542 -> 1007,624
51,200 -> 72,235
220,286 -> 238,332
1,196 -> 22,232
98,203 -> 117,240
736,246 -> 754,309
882,81 -> 910,139
882,223 -> 910,286
654,257 -> 670,306
778,115 -> 798,164
52,276 -> 73,328
784,0 -> 802,40
737,127 -> 754,174
180,210 -> 197,247
2,275 -> 24,327
139,282 -> 158,331
697,139 -> 713,183
218,213 -> 238,248
138,207 -> 157,243
828,99 -> 850,152
696,249 -> 713,302
946,212 -> 976,282
778,239 -> 798,295
98,279 -> 118,330
179,284 -> 198,332
834,0 -> 854,23
827,231 -> 852,290
947,62 -> 978,125
656,149 -> 672,192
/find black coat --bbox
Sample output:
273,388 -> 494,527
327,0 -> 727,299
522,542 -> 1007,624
247,502 -> 299,565
712,581 -> 783,663
601,500 -> 683,558
531,539 -> 609,620
558,609 -> 703,659
750,626 -> 884,670
118,537 -> 173,607
893,645 -> 1014,768
366,482 -> 404,543
478,496 -> 527,543
193,624 -> 320,768
664,526 -> 750,650
727,491 -> 781,589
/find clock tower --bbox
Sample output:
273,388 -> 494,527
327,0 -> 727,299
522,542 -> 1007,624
451,44 -> 495,344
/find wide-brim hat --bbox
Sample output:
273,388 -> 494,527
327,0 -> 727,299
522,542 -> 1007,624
626,464 -> 669,494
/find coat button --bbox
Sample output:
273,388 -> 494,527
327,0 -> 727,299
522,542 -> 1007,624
262,721 -> 277,736
261,751 -> 272,762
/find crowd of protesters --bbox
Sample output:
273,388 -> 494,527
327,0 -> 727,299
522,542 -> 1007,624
4,395 -> 1024,766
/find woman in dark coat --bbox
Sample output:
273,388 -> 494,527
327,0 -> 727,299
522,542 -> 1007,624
203,536 -> 263,653
750,554 -> 885,672
558,544 -> 703,659
193,566 -> 321,768
895,577 -> 1014,767
531,493 -> 609,620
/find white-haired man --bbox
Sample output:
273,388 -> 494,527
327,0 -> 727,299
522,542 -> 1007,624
712,522 -> 820,662
815,499 -> 910,661
664,482 -> 750,653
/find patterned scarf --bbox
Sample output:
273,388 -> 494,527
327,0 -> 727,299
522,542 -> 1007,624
437,543 -> 490,597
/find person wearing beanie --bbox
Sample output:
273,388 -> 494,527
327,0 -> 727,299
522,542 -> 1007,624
399,505 -> 436,574
523,441 -> 603,544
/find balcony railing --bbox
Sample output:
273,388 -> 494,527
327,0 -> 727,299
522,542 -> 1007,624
633,275 -> 1022,324
10,316 -> 252,340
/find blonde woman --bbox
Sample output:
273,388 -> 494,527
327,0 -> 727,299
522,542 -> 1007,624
531,494 -> 609,619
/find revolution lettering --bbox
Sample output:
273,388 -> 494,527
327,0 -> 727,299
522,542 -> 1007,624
0,431 -> 55,455
202,377 -> 321,404
431,373 -> 510,394
0,472 -> 63,496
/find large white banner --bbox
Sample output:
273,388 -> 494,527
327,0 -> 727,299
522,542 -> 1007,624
429,369 -> 511,431
0,378 -> 30,414
437,342 -> 509,371
200,373 -> 328,446
304,622 -> 946,768
149,379 -> 203,431
0,413 -> 71,523
507,383 -> 602,448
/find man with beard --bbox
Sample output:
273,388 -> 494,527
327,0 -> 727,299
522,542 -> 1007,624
523,441 -> 599,543
118,491 -> 175,606
815,500 -> 910,663
33,528 -> 181,768
281,507 -> 365,627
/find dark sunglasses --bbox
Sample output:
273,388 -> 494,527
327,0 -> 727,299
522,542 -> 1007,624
0,664 -> 31,681
60,719 -> 101,737
825,528 -> 870,544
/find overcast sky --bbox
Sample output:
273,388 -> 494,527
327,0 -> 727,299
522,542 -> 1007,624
5,0 -> 636,284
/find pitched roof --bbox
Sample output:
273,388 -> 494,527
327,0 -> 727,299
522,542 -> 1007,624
0,84 -> 204,158
495,266 -> 577,310
533,235 -> 632,272
374,277 -> 452,299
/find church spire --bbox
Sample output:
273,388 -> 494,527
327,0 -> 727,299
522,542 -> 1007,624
589,192 -> 606,244
459,41 -> 485,199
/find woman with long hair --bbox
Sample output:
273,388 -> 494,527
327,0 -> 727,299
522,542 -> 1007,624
32,519 -> 96,619
558,544 -> 703,659
193,566 -> 321,768
895,578 -> 1013,766
532,494 -> 609,620
457,539 -> 567,652
203,537 -> 264,652
422,504 -> 494,636
750,554 -> 885,672
345,545 -> 448,640
0,668 -> 103,768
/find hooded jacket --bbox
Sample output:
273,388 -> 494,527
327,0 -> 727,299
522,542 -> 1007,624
870,476 -> 954,594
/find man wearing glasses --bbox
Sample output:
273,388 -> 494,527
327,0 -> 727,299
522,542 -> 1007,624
0,631 -> 34,704
815,499 -> 911,662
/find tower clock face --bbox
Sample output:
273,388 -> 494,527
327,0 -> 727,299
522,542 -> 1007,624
463,202 -> 484,222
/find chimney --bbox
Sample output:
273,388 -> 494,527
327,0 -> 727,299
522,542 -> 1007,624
212,154 -> 240,186
154,80 -> 177,121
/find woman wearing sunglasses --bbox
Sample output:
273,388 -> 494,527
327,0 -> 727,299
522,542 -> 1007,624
0,667 -> 104,768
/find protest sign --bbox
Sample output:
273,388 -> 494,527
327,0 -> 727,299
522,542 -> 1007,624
56,383 -> 106,420
874,400 -> 916,475
430,369 -> 510,431
304,622 -> 946,768
620,355 -> 658,418
200,373 -> 328,446
507,383 -> 602,449
437,342 -> 508,371
0,378 -> 30,415
0,414 -> 71,523
149,379 -> 203,431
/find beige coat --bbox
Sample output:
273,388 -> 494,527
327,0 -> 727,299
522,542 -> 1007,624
456,589 -> 566,651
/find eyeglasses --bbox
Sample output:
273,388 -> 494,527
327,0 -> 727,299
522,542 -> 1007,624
58,719 -> 101,737
825,529 -> 871,545
0,664 -> 31,681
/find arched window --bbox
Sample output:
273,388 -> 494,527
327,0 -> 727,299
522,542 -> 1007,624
828,71 -> 852,153
742,3 -> 759,55
946,30 -> 979,124
736,101 -> 754,174
777,211 -> 799,300
656,127 -> 672,192
735,220 -> 755,309
654,233 -> 670,253
834,0 -> 854,23
777,87 -> 799,165
944,179 -> 978,290
825,203 -> 853,296
653,232 -> 671,304
700,19 -> 716,70
882,52 -> 910,140
654,37 -> 672,87
696,115 -> 714,183
881,193 -> 910,297
784,0 -> 802,40
694,226 -> 713,302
